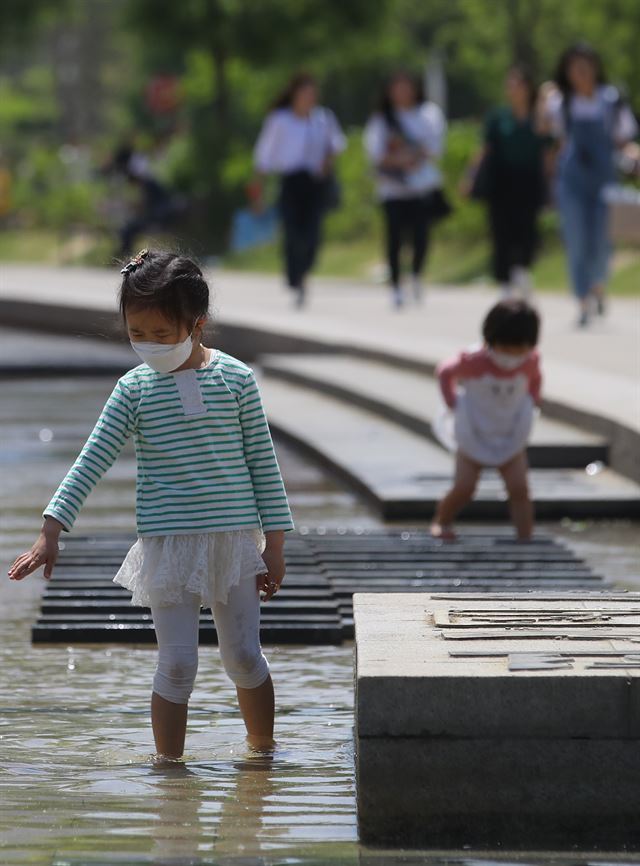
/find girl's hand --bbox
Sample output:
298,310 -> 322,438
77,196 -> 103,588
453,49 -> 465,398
257,532 -> 286,602
8,518 -> 63,581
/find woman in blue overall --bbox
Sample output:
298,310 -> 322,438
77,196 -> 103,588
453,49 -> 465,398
548,44 -> 637,326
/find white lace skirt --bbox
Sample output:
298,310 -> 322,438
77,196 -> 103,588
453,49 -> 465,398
112,529 -> 266,608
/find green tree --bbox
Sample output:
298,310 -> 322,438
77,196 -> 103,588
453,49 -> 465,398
122,0 -> 390,248
0,0 -> 53,56
390,0 -> 640,116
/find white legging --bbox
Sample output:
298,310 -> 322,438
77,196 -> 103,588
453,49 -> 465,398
150,576 -> 270,704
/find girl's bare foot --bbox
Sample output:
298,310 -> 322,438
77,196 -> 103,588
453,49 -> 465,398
516,533 -> 533,543
246,734 -> 277,753
430,522 -> 457,541
151,753 -> 185,769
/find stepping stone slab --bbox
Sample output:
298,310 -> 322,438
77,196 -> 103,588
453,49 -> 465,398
33,531 -> 604,647
353,591 -> 640,850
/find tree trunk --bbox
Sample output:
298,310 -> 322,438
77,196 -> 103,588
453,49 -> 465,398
506,0 -> 539,77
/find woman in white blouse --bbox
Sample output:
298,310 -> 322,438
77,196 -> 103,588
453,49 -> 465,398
254,73 -> 346,307
364,71 -> 447,308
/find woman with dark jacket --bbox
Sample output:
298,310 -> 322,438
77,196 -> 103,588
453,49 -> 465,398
253,73 -> 346,308
476,64 -> 552,300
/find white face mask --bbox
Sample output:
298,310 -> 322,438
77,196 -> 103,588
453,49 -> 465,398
130,332 -> 194,373
487,348 -> 530,371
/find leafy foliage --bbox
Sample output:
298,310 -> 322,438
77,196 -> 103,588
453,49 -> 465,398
1,0 -> 639,258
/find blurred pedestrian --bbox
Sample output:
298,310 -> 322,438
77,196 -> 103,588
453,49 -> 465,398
364,70 -> 448,309
253,73 -> 346,308
107,145 -> 186,258
467,64 -> 552,300
545,43 -> 638,326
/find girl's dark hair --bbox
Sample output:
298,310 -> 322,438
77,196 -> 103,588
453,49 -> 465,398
554,42 -> 606,96
482,299 -> 540,347
508,62 -> 538,112
379,70 -> 424,130
118,250 -> 209,328
271,72 -> 318,111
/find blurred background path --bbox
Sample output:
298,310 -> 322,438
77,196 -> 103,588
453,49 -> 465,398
1,264 -> 638,436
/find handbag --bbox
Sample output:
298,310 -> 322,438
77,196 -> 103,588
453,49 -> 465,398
469,149 -> 495,201
319,171 -> 341,211
424,188 -> 453,222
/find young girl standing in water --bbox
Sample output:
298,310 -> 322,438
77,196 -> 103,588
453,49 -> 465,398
8,250 -> 294,760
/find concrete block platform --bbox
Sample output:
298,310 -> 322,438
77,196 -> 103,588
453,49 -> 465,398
354,591 -> 640,850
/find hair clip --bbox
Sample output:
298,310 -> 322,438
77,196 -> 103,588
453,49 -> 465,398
120,248 -> 149,275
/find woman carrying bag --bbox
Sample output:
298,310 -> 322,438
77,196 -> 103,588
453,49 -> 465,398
364,70 -> 449,309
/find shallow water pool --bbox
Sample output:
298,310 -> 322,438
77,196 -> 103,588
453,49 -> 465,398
1,360 -> 639,864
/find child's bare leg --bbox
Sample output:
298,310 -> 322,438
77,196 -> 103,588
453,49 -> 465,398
432,452 -> 482,537
499,451 -> 533,540
151,692 -> 188,759
237,675 -> 275,750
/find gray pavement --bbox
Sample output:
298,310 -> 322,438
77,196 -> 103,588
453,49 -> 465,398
1,263 -> 639,492
1,263 -> 638,432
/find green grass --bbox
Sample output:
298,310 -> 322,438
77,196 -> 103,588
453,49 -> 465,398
0,228 -> 62,262
224,222 -> 492,284
532,242 -> 640,296
224,231 -> 640,295
225,236 -> 384,280
607,255 -> 640,295
1,226 -> 638,295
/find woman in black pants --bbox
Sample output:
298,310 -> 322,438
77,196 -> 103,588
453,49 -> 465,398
476,65 -> 551,298
254,73 -> 345,307
364,71 -> 447,308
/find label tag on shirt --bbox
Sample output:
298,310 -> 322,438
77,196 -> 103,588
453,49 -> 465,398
173,370 -> 208,417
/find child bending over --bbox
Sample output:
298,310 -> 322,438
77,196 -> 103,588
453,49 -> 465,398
431,299 -> 542,541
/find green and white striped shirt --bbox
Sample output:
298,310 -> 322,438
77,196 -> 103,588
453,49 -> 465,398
44,350 -> 294,536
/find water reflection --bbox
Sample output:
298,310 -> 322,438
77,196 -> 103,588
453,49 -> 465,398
145,754 -> 278,863
0,633 -> 356,862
